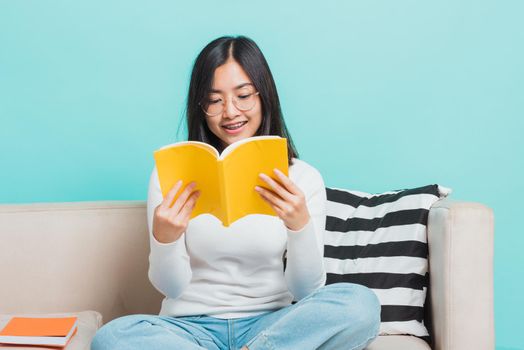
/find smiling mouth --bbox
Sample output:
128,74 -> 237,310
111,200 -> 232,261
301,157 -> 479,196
222,121 -> 247,130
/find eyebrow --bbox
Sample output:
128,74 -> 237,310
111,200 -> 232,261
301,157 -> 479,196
209,83 -> 254,93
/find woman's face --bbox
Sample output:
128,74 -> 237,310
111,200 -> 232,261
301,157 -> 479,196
204,58 -> 262,149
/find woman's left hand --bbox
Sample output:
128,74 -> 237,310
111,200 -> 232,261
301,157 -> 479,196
255,168 -> 310,232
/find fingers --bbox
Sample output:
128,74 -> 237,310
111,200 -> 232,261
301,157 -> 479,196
256,169 -> 307,222
169,181 -> 198,214
272,168 -> 301,195
161,180 -> 183,210
255,185 -> 288,212
258,173 -> 293,202
153,181 -> 200,243
175,190 -> 201,222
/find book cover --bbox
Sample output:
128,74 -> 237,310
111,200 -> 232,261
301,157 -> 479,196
153,135 -> 289,226
0,316 -> 78,347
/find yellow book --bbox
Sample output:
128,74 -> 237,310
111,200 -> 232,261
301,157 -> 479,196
153,135 -> 289,227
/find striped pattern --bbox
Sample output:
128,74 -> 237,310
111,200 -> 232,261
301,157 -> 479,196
324,184 -> 451,342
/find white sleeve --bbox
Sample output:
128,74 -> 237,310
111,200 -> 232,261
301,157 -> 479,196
284,163 -> 327,300
147,166 -> 192,299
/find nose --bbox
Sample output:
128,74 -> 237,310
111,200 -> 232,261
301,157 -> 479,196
223,96 -> 241,119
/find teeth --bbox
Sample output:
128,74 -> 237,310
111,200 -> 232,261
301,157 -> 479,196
224,121 -> 246,130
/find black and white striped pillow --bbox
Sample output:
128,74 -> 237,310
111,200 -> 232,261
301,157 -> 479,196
324,184 -> 451,341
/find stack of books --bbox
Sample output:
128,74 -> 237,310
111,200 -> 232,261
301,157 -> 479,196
0,316 -> 78,348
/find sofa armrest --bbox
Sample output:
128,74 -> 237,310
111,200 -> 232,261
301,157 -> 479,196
427,198 -> 495,350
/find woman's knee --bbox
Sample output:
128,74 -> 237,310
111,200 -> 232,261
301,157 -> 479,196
320,283 -> 381,331
91,314 -> 154,350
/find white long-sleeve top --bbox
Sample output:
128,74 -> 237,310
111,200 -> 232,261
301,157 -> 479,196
146,157 -> 327,319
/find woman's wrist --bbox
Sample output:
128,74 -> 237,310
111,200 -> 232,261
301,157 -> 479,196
285,215 -> 311,232
153,230 -> 183,244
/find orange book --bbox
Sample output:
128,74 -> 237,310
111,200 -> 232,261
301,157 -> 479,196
153,135 -> 289,227
0,316 -> 78,347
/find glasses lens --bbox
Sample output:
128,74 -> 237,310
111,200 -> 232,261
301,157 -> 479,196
201,98 -> 222,116
234,93 -> 257,111
201,91 -> 258,116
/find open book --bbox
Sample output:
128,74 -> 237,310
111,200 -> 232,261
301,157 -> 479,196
0,316 -> 78,347
153,135 -> 289,226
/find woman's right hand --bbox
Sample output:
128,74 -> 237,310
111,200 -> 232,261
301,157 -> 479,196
152,180 -> 201,244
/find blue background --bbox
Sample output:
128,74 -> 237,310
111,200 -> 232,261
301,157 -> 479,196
0,1 -> 522,349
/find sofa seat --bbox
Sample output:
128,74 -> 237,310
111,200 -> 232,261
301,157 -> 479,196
0,200 -> 495,349
369,335 -> 431,350
0,311 -> 431,350
0,311 -> 102,350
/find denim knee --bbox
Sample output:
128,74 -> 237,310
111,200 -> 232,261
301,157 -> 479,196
91,323 -> 113,350
91,314 -> 145,350
321,283 -> 381,334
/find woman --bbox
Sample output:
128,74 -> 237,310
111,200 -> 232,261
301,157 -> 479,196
92,35 -> 380,350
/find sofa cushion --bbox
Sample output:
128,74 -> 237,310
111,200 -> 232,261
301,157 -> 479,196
368,335 -> 431,350
0,310 -> 101,350
324,184 -> 451,342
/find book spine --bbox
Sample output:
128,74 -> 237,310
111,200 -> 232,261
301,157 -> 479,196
217,161 -> 229,226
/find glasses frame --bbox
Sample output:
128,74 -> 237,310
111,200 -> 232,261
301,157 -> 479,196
198,91 -> 260,117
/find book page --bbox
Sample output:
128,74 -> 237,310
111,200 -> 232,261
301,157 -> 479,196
221,137 -> 288,225
158,140 -> 219,158
154,144 -> 222,221
219,135 -> 281,160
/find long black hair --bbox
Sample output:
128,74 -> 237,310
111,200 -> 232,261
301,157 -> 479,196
185,35 -> 299,165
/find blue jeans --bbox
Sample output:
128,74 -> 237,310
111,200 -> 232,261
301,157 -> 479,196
91,283 -> 381,350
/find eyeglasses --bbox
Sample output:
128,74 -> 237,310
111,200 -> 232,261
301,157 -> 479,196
198,91 -> 260,117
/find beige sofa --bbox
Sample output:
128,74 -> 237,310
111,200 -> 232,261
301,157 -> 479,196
0,198 -> 494,350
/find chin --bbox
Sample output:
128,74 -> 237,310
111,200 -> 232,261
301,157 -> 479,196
222,131 -> 252,143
